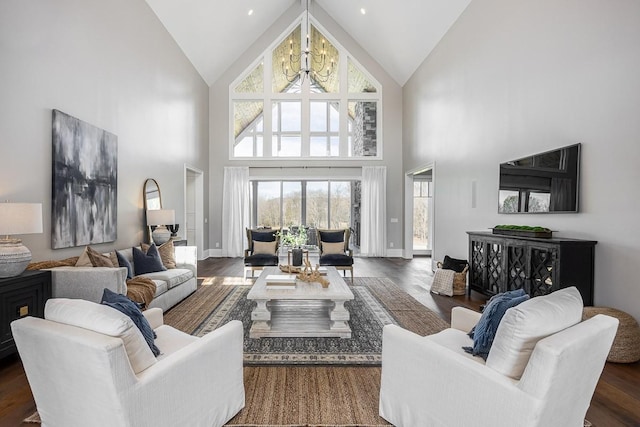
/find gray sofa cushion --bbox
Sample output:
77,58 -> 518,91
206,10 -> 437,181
140,269 -> 194,289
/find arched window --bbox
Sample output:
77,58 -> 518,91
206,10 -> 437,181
230,12 -> 382,160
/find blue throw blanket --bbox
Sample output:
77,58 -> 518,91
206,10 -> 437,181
463,288 -> 529,359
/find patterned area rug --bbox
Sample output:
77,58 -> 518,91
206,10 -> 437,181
193,285 -> 397,365
162,276 -> 450,367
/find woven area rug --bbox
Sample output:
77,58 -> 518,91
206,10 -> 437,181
163,276 -> 449,366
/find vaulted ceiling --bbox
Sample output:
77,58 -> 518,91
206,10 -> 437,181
144,0 -> 472,87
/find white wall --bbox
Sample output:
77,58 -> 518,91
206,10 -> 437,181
208,3 -> 403,255
0,0 -> 210,261
403,0 -> 640,321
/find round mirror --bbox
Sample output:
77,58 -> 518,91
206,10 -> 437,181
144,179 -> 162,211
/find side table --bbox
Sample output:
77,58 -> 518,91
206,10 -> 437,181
0,270 -> 52,359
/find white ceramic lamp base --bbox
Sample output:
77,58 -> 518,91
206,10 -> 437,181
152,226 -> 171,245
0,239 -> 32,278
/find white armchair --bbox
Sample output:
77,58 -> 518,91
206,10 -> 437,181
11,299 -> 245,427
379,287 -> 618,427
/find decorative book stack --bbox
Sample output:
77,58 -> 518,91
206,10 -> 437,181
265,274 -> 297,289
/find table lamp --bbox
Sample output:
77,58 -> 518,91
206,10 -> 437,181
147,209 -> 175,245
0,202 -> 43,278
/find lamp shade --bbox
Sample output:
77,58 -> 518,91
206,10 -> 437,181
0,203 -> 43,236
146,209 -> 175,226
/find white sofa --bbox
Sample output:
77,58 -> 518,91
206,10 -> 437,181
48,246 -> 198,312
379,287 -> 619,427
11,298 -> 245,427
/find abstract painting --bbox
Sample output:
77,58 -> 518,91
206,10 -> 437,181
52,109 -> 117,249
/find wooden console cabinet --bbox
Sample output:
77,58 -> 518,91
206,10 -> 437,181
0,270 -> 52,358
467,231 -> 596,305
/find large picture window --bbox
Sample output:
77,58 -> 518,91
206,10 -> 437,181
250,180 -> 357,237
230,14 -> 381,160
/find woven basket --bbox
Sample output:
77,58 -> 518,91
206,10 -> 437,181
437,262 -> 468,296
582,307 -> 640,363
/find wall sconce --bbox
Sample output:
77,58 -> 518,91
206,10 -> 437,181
146,209 -> 175,245
0,202 -> 43,278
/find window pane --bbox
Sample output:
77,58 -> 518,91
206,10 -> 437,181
348,57 -> 376,93
330,182 -> 351,229
272,103 -> 278,132
413,194 -> 429,250
257,182 -> 281,228
273,136 -> 301,157
310,136 -> 327,157
330,136 -> 339,156
528,192 -> 550,212
256,136 -> 263,157
499,190 -> 520,213
282,182 -> 302,227
329,102 -> 339,131
310,102 -> 327,132
234,137 -> 253,157
413,182 -> 421,197
273,25 -> 301,94
280,101 -> 301,132
306,182 -> 328,228
309,25 -> 339,93
234,101 -> 263,139
234,61 -> 263,93
348,100 -> 377,157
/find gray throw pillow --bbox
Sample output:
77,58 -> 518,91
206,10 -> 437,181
116,250 -> 133,279
133,244 -> 166,275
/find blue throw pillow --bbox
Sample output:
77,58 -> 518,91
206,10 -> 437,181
133,244 -> 166,276
101,288 -> 160,356
251,230 -> 277,242
463,288 -> 529,359
116,250 -> 133,279
318,230 -> 345,243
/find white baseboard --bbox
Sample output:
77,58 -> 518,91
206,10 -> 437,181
385,249 -> 404,258
203,248 -> 223,259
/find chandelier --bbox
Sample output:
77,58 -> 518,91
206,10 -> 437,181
281,0 -> 335,84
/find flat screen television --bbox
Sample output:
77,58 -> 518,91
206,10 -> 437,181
498,143 -> 581,213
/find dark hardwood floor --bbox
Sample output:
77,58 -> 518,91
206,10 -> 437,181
1,256 -> 638,426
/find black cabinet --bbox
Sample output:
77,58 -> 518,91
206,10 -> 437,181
0,270 -> 52,359
467,231 -> 596,305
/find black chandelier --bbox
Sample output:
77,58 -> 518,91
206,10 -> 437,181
281,0 -> 335,84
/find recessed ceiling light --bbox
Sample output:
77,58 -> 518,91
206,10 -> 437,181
360,8 -> 366,15
248,9 -> 254,16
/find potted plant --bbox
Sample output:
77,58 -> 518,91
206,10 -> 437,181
492,225 -> 553,238
277,227 -> 308,266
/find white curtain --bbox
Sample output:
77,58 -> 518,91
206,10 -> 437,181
361,166 -> 387,257
222,167 -> 250,257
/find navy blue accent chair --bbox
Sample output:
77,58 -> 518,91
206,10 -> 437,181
317,229 -> 354,283
244,228 -> 280,279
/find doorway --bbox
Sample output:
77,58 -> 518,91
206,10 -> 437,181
412,171 -> 433,256
184,166 -> 204,259
404,164 -> 435,267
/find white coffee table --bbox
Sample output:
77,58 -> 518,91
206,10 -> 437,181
246,266 -> 354,339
